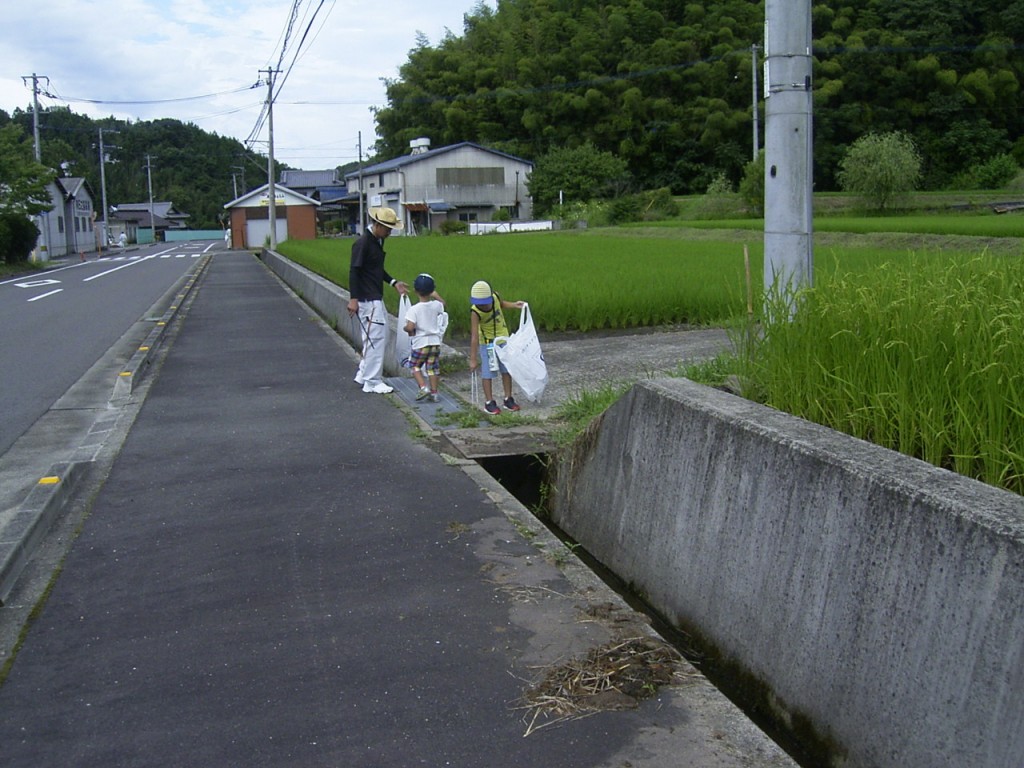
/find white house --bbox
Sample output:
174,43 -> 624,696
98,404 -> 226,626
35,177 -> 98,259
344,140 -> 533,235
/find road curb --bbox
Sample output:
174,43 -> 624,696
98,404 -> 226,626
0,462 -> 87,606
113,254 -> 211,400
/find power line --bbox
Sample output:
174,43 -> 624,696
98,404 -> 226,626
38,83 -> 261,105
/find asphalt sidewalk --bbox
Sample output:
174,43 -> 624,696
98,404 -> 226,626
0,252 -> 794,767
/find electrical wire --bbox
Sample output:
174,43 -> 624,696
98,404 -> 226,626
39,84 -> 260,105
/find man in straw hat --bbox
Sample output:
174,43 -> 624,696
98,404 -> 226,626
348,206 -> 407,394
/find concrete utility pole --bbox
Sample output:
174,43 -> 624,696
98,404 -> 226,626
763,0 -> 814,310
232,160 -> 247,194
260,68 -> 280,250
22,73 -> 51,260
145,154 -> 157,244
97,128 -> 118,250
751,44 -> 761,160
21,73 -> 46,162
357,132 -> 364,236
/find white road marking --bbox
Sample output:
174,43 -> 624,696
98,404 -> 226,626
83,254 -> 158,282
27,289 -> 63,302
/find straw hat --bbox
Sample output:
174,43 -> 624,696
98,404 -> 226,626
368,206 -> 402,230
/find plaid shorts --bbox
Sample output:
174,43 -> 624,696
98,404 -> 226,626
409,345 -> 441,375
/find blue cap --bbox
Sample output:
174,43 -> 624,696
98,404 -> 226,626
414,273 -> 435,294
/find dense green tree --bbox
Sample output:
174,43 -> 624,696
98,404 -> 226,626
526,142 -> 631,215
6,108 -> 279,229
376,0 -> 1022,194
837,131 -> 922,209
0,123 -> 54,217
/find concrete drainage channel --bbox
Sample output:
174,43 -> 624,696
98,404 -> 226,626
465,446 -> 819,768
419,410 -> 814,766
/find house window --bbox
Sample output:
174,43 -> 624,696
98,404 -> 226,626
74,217 -> 80,233
58,216 -> 64,233
458,212 -> 478,223
437,167 -> 504,186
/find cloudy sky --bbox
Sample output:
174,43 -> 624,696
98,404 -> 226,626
1,0 -> 492,169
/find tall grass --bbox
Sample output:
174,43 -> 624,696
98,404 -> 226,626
739,254 -> 1024,494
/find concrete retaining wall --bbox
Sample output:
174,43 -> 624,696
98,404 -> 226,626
550,378 -> 1024,768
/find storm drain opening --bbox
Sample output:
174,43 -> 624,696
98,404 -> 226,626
476,451 -> 822,768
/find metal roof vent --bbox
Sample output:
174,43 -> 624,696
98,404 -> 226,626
409,138 -> 431,155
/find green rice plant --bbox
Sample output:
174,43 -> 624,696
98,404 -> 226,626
280,227 -> 1024,494
738,253 -> 1024,494
641,214 -> 1024,238
279,231 -> 756,336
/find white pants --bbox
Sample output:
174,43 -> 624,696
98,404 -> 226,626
355,300 -> 388,387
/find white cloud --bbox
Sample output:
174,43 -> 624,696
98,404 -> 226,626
0,0 -> 489,168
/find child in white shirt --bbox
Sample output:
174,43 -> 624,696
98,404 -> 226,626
403,273 -> 448,402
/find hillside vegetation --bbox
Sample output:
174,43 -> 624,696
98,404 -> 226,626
376,0 -> 1022,192
3,0 -> 1020,228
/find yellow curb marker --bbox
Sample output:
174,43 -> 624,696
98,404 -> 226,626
119,371 -> 133,377
38,476 -> 61,486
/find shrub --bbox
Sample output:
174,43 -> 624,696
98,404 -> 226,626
440,220 -> 468,235
837,131 -> 922,210
0,213 -> 40,263
606,188 -> 680,225
691,173 -> 746,220
556,200 -> 610,228
322,219 -> 349,235
739,151 -> 765,216
953,153 -> 1020,190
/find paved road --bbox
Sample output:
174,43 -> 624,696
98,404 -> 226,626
0,251 -> 792,767
0,242 -> 217,456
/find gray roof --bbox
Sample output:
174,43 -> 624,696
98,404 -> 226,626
115,202 -> 188,221
345,142 -> 532,181
281,169 -> 341,188
55,177 -> 92,200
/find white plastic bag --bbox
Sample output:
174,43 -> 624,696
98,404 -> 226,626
493,303 -> 548,402
395,293 -> 413,369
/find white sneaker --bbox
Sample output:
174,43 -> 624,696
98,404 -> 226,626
354,374 -> 364,386
362,382 -> 393,394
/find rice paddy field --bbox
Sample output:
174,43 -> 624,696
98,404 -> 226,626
279,215 -> 1024,494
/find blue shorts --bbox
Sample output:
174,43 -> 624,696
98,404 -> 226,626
478,343 -> 508,380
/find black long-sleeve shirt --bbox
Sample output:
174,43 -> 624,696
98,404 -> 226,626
349,231 -> 395,301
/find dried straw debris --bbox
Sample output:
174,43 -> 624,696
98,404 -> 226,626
514,636 -> 697,736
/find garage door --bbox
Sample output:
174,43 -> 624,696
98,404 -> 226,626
246,218 -> 289,248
